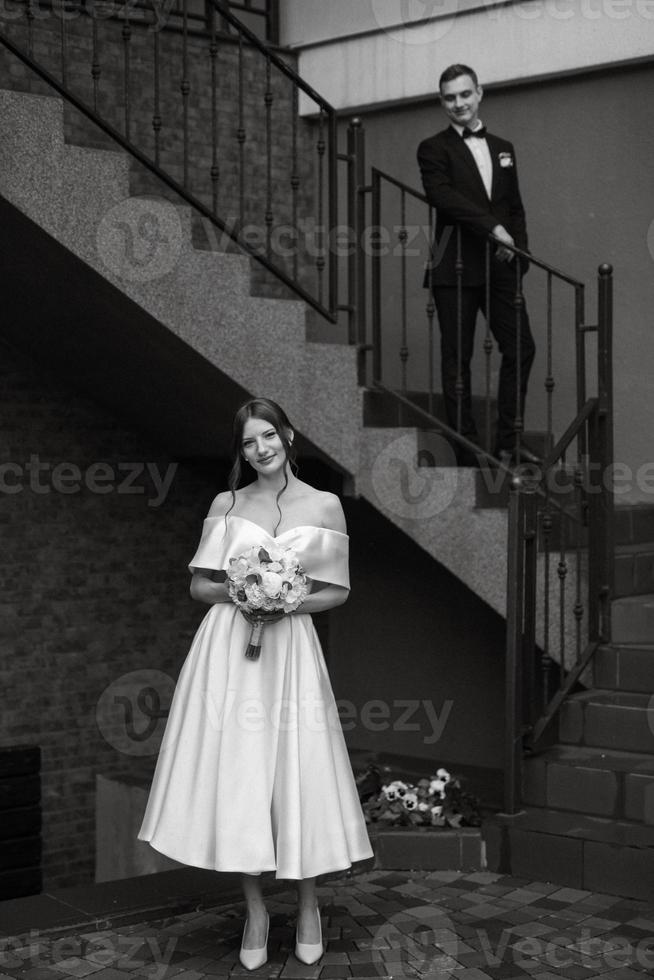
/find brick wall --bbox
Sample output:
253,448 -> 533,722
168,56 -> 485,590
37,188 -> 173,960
0,339 -> 220,889
0,7 -> 323,302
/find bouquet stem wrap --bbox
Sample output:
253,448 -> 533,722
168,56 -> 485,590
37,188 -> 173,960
245,619 -> 265,660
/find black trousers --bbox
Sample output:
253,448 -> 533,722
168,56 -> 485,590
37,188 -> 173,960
433,275 -> 536,457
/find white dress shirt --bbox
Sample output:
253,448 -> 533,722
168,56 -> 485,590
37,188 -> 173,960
452,120 -> 493,199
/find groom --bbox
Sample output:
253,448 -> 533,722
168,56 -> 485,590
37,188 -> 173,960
417,64 -> 538,465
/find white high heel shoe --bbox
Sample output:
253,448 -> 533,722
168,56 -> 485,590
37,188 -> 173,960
239,910 -> 269,971
295,904 -> 323,965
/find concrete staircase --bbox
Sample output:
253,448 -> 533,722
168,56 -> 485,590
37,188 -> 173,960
485,514 -> 654,900
0,86 -> 557,638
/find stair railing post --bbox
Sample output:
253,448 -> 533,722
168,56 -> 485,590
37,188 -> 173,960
346,118 -> 368,383
505,475 -> 526,814
371,168 -> 382,385
596,263 -> 615,641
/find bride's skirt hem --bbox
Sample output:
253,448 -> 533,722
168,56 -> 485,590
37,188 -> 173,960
138,834 -> 374,880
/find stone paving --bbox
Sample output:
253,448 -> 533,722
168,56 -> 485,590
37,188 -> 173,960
1,869 -> 654,980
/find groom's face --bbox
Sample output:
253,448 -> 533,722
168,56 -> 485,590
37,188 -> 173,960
440,75 -> 483,129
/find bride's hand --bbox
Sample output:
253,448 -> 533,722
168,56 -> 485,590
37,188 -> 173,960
240,609 -> 286,626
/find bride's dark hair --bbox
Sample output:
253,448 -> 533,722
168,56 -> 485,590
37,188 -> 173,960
225,398 -> 298,535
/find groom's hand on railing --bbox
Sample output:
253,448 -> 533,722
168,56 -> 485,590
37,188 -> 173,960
491,224 -> 516,263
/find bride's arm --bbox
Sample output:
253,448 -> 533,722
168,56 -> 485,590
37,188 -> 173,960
190,567 -> 231,605
291,492 -> 350,614
296,581 -> 349,614
190,492 -> 235,604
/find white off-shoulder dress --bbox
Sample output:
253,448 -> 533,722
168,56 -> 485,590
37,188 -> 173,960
137,514 -> 374,880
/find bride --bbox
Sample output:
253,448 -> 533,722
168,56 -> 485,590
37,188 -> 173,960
137,397 -> 373,970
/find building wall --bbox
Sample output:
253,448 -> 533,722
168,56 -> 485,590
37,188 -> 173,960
282,0 -> 654,109
1,340 -> 504,890
0,340 -> 218,889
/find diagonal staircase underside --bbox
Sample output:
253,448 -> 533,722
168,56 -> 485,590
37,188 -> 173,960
0,88 -> 584,662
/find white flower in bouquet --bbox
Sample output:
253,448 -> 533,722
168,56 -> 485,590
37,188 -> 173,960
261,570 -> 284,598
436,768 -> 451,782
227,544 -> 309,659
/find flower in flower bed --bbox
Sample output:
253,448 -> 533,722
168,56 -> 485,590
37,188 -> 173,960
355,762 -> 482,828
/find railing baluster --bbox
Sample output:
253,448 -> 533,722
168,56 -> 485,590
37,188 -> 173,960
545,273 -> 554,456
426,206 -> 436,416
513,261 -> 524,459
181,0 -> 190,189
152,19 -> 161,168
558,453 -> 568,686
209,27 -> 219,213
576,284 -> 587,460
315,108 -> 326,306
455,224 -> 463,435
26,0 -> 34,61
327,106 -> 338,318
399,188 -> 408,397
483,241 -> 493,453
541,501 -> 553,713
237,34 -> 246,229
505,479 -> 526,814
59,0 -> 68,89
264,54 -> 273,261
91,16 -> 101,114
597,264 -> 615,640
290,83 -> 299,280
371,169 -> 382,384
121,6 -> 132,140
573,461 -> 585,663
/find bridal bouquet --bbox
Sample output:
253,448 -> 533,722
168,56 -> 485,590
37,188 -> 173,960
226,543 -> 309,659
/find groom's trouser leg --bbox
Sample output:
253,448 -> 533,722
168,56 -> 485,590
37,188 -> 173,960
481,275 -> 536,452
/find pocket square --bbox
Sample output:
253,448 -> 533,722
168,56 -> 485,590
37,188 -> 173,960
499,152 -> 514,168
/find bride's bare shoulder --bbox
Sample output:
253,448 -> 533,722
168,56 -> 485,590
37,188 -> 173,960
307,488 -> 346,533
206,489 -> 236,518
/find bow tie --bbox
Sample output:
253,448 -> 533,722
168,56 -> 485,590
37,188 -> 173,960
462,126 -> 487,139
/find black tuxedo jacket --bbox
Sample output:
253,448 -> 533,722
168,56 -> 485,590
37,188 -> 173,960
417,126 -> 529,287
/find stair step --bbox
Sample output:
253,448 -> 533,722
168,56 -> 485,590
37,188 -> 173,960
594,643 -> 654,693
523,744 -> 654,821
559,690 -> 654,753
362,390 -> 551,459
615,504 -> 654,546
415,430 -> 551,472
483,806 -> 654,899
474,464 -> 579,505
615,542 -> 654,598
612,594 -> 654,643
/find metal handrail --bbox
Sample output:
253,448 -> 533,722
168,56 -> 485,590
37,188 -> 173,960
0,26 -> 338,320
0,1 -> 341,320
210,0 -> 334,113
369,167 -> 586,285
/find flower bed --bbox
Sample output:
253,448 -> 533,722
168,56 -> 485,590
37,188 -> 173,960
355,762 -> 482,829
